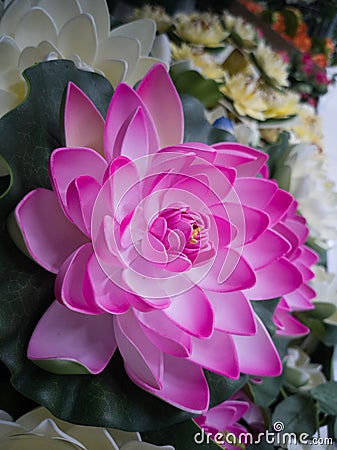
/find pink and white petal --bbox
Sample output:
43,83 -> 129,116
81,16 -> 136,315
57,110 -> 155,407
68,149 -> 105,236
297,246 -> 319,267
50,147 -> 107,210
114,311 -> 163,389
116,107 -> 149,160
137,64 -> 183,148
189,329 -> 239,378
104,83 -> 159,161
213,143 -> 268,177
55,243 -> 103,314
78,0 -> 110,41
38,0 -> 81,31
109,19 -> 156,57
274,308 -> 309,337
234,177 -> 278,210
28,300 -> 116,374
66,175 -> 101,236
163,286 -> 214,338
83,252 -> 132,314
58,13 -> 97,65
14,7 -> 58,49
126,354 -> 209,413
15,188 -> 88,273
283,288 -> 315,311
64,82 -> 105,155
243,229 -> 291,270
232,316 -> 282,376
0,0 -> 31,36
135,309 -> 192,357
206,291 -> 256,335
247,257 -> 302,300
264,189 -> 293,226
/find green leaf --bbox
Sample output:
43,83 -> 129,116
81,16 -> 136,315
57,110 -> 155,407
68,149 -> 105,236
174,70 -> 222,109
142,419 -> 222,450
264,131 -> 291,178
309,303 -> 336,321
206,372 -> 248,408
311,381 -> 337,415
323,323 -> 337,346
251,298 -> 280,335
249,371 -> 284,408
0,60 -> 199,431
273,165 -> 291,191
281,9 -> 299,38
272,394 -> 317,435
180,93 -> 236,145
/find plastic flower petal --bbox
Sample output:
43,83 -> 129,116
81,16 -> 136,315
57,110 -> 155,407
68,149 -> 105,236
14,64 -> 315,413
0,0 -> 168,116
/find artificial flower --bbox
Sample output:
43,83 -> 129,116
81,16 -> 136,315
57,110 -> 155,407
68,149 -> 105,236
0,0 -> 164,116
14,64 -> 312,414
220,71 -> 267,120
309,265 -> 337,326
194,398 -> 249,449
170,42 -> 224,80
130,5 -> 172,33
254,42 -> 289,88
287,143 -> 337,247
263,89 -> 300,119
292,104 -> 323,148
0,407 -> 174,449
285,347 -> 326,391
223,13 -> 257,48
173,12 -> 228,47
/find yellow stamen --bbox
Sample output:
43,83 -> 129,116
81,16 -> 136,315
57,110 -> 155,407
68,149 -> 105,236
189,225 -> 202,244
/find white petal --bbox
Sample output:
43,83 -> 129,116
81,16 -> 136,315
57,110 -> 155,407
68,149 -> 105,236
37,39 -> 62,58
14,7 -> 58,49
38,0 -> 81,32
109,19 -> 156,57
67,426 -> 118,450
107,430 -> 141,448
126,56 -> 168,87
77,0 -> 110,41
95,59 -> 127,88
97,35 -> 140,79
58,13 -> 97,65
18,46 -> 43,72
0,35 -> 20,69
0,411 -> 13,422
0,89 -> 20,116
121,443 -> 174,450
0,0 -> 31,37
151,33 -> 171,66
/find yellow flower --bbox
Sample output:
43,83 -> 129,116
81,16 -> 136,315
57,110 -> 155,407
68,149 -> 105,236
254,42 -> 289,88
131,5 -> 172,33
263,89 -> 300,119
223,13 -> 256,48
174,12 -> 228,46
170,42 -> 224,80
292,104 -> 323,147
220,71 -> 267,120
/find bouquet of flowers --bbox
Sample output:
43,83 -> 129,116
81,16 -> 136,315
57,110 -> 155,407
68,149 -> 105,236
1,1 -> 337,449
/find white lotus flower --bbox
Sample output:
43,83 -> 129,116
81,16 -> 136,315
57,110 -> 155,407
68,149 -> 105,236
287,143 -> 337,247
0,0 -> 166,116
285,347 -> 326,391
0,407 -> 174,450
310,265 -> 337,325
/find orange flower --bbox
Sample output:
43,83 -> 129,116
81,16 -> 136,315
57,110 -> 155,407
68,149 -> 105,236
312,53 -> 327,68
294,34 -> 311,52
240,0 -> 264,15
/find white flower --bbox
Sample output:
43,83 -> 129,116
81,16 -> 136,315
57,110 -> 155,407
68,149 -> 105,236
0,0 -> 166,116
223,13 -> 256,48
254,41 -> 289,88
310,265 -> 337,325
0,407 -> 174,450
287,143 -> 337,246
285,347 -> 326,391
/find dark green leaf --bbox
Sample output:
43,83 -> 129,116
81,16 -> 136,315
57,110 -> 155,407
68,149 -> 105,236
206,372 -> 248,408
323,323 -> 337,346
281,9 -> 299,38
272,394 -> 317,435
249,371 -> 284,408
309,303 -> 336,321
174,70 -> 222,108
251,298 -> 280,335
264,131 -> 291,178
0,60 -> 198,431
311,381 -> 337,415
142,420 -> 221,450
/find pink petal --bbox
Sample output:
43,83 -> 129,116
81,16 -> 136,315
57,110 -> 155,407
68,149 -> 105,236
50,147 -> 107,212
207,291 -> 256,335
114,311 -> 163,389
64,82 -> 105,155
135,309 -> 192,357
232,316 -> 282,376
163,286 -> 214,338
126,354 -> 209,413
104,83 -> 159,162
83,253 -> 130,314
243,229 -> 291,269
28,301 -> 116,374
65,176 -> 101,237
234,177 -> 278,210
115,107 -> 149,160
137,64 -> 184,148
189,329 -> 239,378
15,188 -> 88,274
247,257 -> 303,300
274,308 -> 309,337
55,243 -> 103,314
264,189 -> 293,226
282,288 -> 315,311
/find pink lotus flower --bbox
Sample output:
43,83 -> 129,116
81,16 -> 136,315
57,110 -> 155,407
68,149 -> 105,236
14,64 -> 311,413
